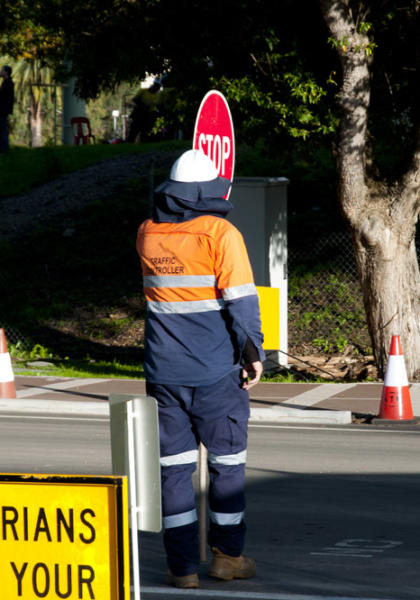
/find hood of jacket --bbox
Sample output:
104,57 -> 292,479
152,176 -> 233,223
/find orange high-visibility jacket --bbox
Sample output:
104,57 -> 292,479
137,214 -> 264,386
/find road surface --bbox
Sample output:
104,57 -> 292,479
0,413 -> 418,600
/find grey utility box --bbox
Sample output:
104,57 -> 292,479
228,177 -> 289,366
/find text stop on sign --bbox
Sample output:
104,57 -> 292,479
193,90 -> 235,183
196,133 -> 231,177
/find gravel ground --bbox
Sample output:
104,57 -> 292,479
0,149 -> 181,239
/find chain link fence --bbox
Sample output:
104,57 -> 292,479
0,270 -> 29,347
1,227 -> 373,356
288,229 -> 371,355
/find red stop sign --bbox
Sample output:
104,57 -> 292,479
193,90 -> 235,186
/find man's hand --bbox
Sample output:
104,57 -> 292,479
241,360 -> 263,390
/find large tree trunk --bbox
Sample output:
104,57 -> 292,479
320,0 -> 420,378
352,202 -> 420,377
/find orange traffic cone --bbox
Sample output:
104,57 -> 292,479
378,335 -> 414,421
0,328 -> 16,399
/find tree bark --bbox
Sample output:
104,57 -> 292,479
29,90 -> 43,148
320,0 -> 420,378
352,199 -> 420,377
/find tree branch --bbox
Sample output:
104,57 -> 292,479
400,5 -> 420,211
319,0 -> 371,222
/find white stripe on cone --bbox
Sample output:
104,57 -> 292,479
0,352 -> 15,383
383,354 -> 409,387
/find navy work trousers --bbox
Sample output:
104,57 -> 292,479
147,368 -> 250,576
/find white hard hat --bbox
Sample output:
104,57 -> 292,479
170,149 -> 218,182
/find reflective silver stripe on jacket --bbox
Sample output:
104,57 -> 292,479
147,299 -> 225,314
222,283 -> 257,301
209,510 -> 244,526
144,274 -> 216,288
208,450 -> 247,466
163,509 -> 198,529
160,449 -> 199,467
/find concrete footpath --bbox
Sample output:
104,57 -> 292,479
4,375 -> 420,425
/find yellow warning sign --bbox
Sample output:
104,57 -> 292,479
0,473 -> 129,600
256,286 -> 280,350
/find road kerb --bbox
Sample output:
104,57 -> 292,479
0,398 -> 109,418
0,398 -> 352,425
250,406 -> 352,425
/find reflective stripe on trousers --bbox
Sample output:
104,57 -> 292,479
161,447 -> 247,530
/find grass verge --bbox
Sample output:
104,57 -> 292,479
0,140 -> 188,198
13,359 -> 145,380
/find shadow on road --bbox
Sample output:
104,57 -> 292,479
138,471 -> 420,599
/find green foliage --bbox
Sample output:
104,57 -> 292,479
10,342 -> 54,360
289,269 -> 370,355
9,341 -> 30,360
211,33 -> 337,148
0,53 -> 59,147
86,81 -> 143,142
327,32 -> 376,57
261,370 -> 331,384
28,343 -> 53,359
313,331 -> 349,354
11,347 -> 145,379
359,21 -> 372,34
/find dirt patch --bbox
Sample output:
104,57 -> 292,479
287,352 -> 378,381
0,149 -> 181,239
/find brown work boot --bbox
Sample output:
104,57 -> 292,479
166,569 -> 199,588
208,547 -> 256,581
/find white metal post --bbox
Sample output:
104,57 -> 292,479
61,70 -> 86,144
109,394 -> 161,599
127,401 -> 141,600
199,443 -> 208,563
